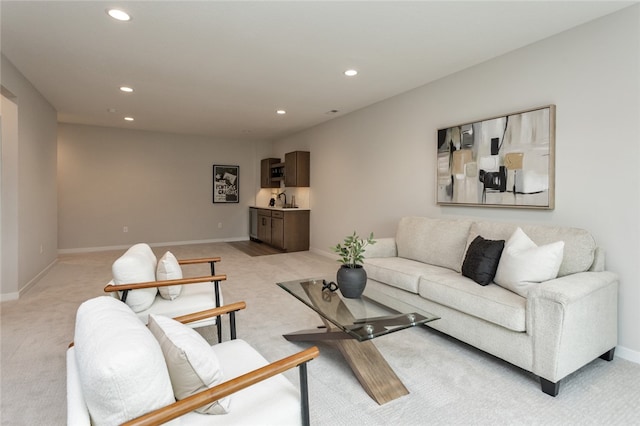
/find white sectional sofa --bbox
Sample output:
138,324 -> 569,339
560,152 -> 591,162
362,216 -> 618,396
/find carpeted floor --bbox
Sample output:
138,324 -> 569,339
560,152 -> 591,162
1,242 -> 639,425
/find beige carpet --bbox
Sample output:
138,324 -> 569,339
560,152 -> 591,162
1,242 -> 639,425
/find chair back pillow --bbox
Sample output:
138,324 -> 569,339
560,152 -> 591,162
74,297 -> 174,425
112,243 -> 158,312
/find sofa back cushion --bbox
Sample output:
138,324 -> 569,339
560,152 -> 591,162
74,297 -> 174,425
112,243 -> 158,312
468,221 -> 596,277
396,217 -> 473,272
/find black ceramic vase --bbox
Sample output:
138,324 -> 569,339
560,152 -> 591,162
336,264 -> 367,298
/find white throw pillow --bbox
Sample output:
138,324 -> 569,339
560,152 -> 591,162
112,243 -> 158,312
74,297 -> 175,425
494,227 -> 565,297
157,251 -> 183,300
148,314 -> 231,414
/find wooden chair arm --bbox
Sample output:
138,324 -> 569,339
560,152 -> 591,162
177,257 -> 221,266
172,301 -> 246,324
122,346 -> 320,426
103,274 -> 226,293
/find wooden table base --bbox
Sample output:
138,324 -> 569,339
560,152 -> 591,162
284,326 -> 409,405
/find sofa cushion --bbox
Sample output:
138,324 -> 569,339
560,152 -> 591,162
365,257 -> 453,294
494,228 -> 564,297
467,221 -> 594,277
461,236 -> 505,286
418,272 -> 526,332
148,314 -> 231,414
395,217 -> 473,272
74,297 -> 174,425
157,251 -> 183,300
112,243 -> 158,312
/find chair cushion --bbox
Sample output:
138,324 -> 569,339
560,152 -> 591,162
461,235 -> 505,286
112,243 -> 158,312
157,251 -> 183,300
73,296 -> 174,425
135,281 -> 220,327
148,314 -> 231,414
494,227 -> 564,297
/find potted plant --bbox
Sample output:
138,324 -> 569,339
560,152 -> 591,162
331,231 -> 376,298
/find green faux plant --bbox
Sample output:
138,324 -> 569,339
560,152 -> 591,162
331,231 -> 376,268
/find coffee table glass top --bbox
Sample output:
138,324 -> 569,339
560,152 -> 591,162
277,278 -> 439,341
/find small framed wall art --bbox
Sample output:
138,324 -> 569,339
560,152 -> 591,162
213,165 -> 239,203
436,105 -> 556,209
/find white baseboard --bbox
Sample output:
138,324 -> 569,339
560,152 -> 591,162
615,346 -> 640,364
0,291 -> 19,302
310,247 -> 337,261
58,237 -> 250,254
0,258 -> 58,302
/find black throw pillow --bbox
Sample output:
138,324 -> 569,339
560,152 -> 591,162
462,236 -> 505,286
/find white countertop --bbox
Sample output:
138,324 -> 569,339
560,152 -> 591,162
250,206 -> 310,211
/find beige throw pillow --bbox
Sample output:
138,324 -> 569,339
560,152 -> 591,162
148,314 -> 231,414
157,251 -> 183,300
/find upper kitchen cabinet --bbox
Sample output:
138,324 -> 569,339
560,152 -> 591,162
261,158 -> 281,188
284,151 -> 310,187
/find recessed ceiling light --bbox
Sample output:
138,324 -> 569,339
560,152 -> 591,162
276,110 -> 286,115
124,117 -> 134,121
120,86 -> 134,93
107,9 -> 131,21
344,69 -> 358,77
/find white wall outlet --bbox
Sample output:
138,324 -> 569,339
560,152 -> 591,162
218,222 -> 223,229
123,226 -> 128,233
40,244 -> 43,254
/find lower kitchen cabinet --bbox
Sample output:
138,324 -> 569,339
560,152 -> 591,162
252,208 -> 309,252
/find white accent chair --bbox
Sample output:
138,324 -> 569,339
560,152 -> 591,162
104,243 -> 227,340
67,297 -> 319,425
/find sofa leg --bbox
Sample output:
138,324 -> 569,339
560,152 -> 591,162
540,378 -> 560,397
599,348 -> 615,361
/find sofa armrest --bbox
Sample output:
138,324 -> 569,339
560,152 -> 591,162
122,346 -> 320,426
527,271 -> 618,383
363,237 -> 397,258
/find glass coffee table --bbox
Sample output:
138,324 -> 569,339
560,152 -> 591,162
277,278 -> 439,405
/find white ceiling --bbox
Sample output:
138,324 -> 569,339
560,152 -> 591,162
1,1 -> 634,141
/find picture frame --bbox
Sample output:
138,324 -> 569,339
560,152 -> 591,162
213,165 -> 239,203
436,105 -> 555,209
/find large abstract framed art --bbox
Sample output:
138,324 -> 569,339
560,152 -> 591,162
436,105 -> 556,209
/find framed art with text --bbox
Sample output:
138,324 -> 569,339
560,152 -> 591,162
213,165 -> 239,203
436,105 -> 555,209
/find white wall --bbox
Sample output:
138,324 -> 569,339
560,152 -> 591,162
0,55 -> 58,299
274,7 -> 640,357
57,124 -> 268,250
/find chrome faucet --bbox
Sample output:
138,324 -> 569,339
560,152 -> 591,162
277,191 -> 287,207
